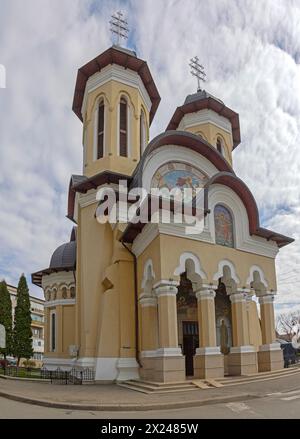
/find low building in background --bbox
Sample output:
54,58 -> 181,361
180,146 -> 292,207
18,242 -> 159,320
7,284 -> 45,365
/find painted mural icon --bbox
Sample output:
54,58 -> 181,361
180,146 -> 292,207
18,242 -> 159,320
151,162 -> 207,201
214,204 -> 234,247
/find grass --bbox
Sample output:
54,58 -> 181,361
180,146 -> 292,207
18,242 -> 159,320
0,367 -> 42,379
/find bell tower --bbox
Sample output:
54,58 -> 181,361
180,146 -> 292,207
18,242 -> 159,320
167,57 -> 241,166
72,21 -> 160,178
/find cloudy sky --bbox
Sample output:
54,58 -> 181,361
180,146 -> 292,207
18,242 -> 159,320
0,0 -> 299,313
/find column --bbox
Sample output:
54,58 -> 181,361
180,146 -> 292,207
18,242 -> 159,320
152,282 -> 185,382
228,292 -> 257,375
258,294 -> 283,372
139,295 -> 158,381
140,296 -> 158,352
194,289 -> 224,379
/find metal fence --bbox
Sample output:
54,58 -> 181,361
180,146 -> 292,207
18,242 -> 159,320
41,367 -> 95,384
0,366 -> 95,384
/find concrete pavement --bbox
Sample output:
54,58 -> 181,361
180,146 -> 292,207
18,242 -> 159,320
1,385 -> 300,418
0,368 -> 300,413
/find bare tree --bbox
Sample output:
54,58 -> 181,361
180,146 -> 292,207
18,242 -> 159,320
276,310 -> 300,340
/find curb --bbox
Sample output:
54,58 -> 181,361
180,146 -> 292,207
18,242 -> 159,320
0,390 -> 259,411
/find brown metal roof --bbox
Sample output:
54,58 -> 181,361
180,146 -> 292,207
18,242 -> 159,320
72,45 -> 160,124
67,171 -> 132,222
166,92 -> 241,148
32,237 -> 77,288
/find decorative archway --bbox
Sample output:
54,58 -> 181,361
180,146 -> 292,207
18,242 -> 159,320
174,253 -> 205,376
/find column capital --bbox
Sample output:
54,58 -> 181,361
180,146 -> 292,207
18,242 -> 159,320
229,292 -> 247,304
154,281 -> 178,298
195,289 -> 216,301
259,294 -> 275,305
139,295 -> 157,307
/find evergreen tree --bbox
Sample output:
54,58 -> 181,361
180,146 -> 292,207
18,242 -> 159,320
0,280 -> 13,358
13,275 -> 33,364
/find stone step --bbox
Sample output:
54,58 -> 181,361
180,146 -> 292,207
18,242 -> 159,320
120,380 -> 197,392
117,377 -> 221,394
219,368 -> 300,386
117,383 -> 152,394
117,381 -> 202,394
221,365 -> 300,382
129,379 -> 196,388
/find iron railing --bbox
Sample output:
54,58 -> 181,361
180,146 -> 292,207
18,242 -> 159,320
41,367 -> 95,384
0,366 -> 95,384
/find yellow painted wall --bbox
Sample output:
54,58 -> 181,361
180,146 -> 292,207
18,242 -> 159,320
157,234 -> 276,290
62,306 -> 75,354
184,123 -> 233,166
77,203 -> 113,358
83,79 -> 150,178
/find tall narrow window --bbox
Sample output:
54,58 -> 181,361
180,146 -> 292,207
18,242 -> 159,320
216,137 -> 224,156
119,98 -> 128,157
140,110 -> 146,156
51,312 -> 56,352
214,204 -> 234,248
97,101 -> 104,159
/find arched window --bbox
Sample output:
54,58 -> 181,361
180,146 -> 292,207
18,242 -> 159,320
61,287 -> 67,299
97,100 -> 104,159
50,311 -> 56,352
217,137 -> 224,156
140,110 -> 146,155
119,97 -> 128,157
70,286 -> 76,299
214,204 -> 234,248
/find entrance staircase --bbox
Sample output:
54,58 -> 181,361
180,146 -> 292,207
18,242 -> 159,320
117,365 -> 300,394
117,378 -> 223,394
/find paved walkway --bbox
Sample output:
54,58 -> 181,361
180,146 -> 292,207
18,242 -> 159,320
0,370 -> 299,411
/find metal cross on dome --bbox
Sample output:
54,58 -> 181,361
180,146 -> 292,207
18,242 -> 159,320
110,11 -> 129,46
189,56 -> 206,92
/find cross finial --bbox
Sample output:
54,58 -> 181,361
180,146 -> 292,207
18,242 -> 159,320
189,56 -> 206,92
110,11 -> 129,47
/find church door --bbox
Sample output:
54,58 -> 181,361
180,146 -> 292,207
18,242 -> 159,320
182,321 -> 199,376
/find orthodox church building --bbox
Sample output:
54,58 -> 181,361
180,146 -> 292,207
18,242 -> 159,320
32,43 -> 293,383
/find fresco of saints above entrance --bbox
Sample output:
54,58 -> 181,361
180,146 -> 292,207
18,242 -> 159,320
151,162 -> 208,198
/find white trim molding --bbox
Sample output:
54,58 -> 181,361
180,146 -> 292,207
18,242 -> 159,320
44,299 -> 76,308
140,350 -> 159,358
174,251 -> 207,279
246,265 -> 269,288
154,285 -> 178,297
116,357 -> 140,381
259,343 -> 281,352
42,357 -> 76,370
139,296 -> 157,307
178,109 -> 232,134
196,289 -> 216,301
42,272 -> 75,290
229,292 -> 247,304
82,64 -> 152,118
258,295 -> 275,305
142,144 -> 218,193
95,357 -> 119,381
209,185 -> 279,258
155,348 -> 183,357
213,259 -> 241,284
195,346 -> 221,355
230,345 -> 256,354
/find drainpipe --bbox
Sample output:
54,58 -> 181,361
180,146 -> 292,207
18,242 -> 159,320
120,239 -> 142,368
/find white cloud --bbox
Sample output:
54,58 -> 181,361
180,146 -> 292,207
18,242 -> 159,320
0,0 -> 299,309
